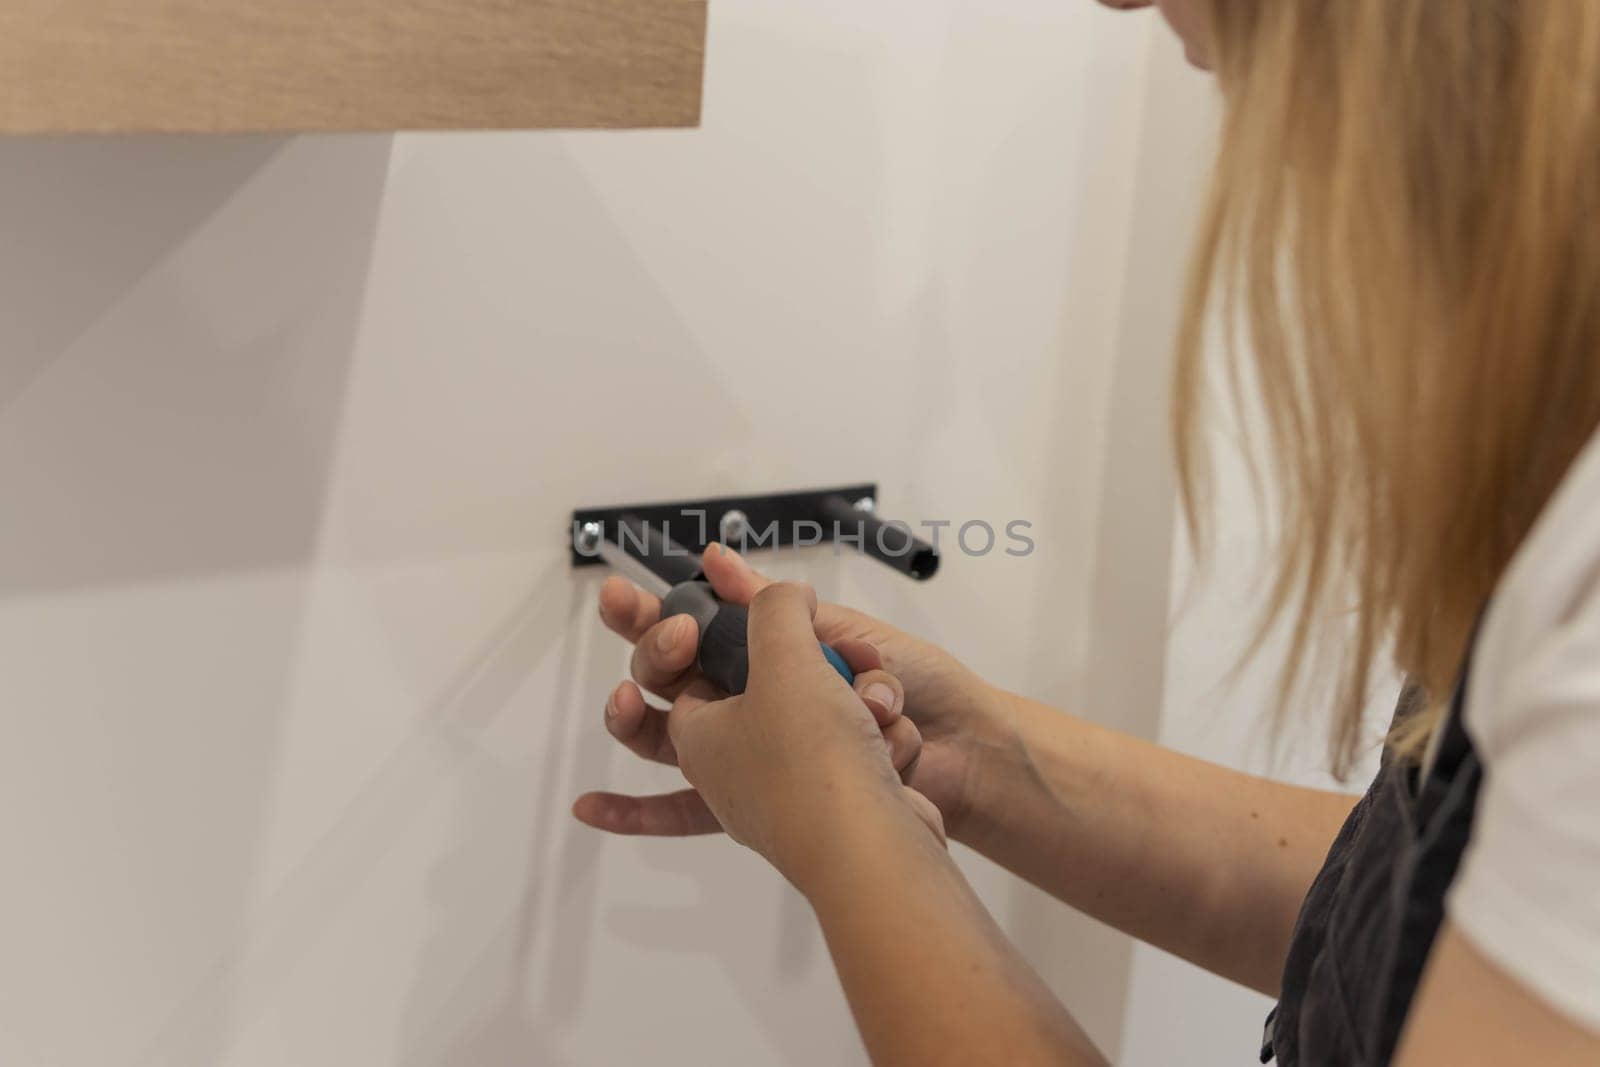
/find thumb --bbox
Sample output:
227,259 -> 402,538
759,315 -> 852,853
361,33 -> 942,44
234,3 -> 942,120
745,581 -> 827,683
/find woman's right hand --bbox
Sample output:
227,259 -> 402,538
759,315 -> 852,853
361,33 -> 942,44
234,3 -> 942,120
589,544 -> 1010,837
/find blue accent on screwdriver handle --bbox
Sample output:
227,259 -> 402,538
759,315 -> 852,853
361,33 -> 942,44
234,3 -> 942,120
659,581 -> 854,696
820,644 -> 855,686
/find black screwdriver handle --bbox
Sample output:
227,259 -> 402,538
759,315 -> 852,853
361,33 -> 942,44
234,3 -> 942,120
660,581 -> 852,696
696,601 -> 752,695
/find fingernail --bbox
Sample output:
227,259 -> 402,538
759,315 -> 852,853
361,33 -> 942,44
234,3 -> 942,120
863,683 -> 897,713
657,616 -> 687,653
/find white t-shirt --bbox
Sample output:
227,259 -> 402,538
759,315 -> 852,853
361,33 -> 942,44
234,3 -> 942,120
1447,426 -> 1600,1034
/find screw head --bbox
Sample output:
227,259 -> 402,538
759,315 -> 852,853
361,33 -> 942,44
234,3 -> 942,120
576,521 -> 603,553
719,509 -> 750,544
853,496 -> 877,514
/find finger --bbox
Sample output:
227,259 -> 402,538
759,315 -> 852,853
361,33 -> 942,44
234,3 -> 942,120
745,582 -> 827,683
851,667 -> 903,726
669,673 -> 723,717
629,614 -> 700,699
571,789 -> 722,836
699,543 -> 773,606
604,680 -> 677,766
598,575 -> 663,643
832,637 -> 884,675
901,786 -> 948,847
701,544 -> 869,656
883,717 -> 923,775
664,675 -> 729,754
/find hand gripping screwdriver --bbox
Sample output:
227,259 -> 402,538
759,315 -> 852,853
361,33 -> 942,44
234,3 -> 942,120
579,521 -> 854,696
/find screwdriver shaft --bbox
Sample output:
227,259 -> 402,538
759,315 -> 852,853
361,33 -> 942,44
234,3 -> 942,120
592,535 -> 673,598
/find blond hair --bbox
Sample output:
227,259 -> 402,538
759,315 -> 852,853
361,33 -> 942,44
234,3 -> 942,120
1176,0 -> 1600,776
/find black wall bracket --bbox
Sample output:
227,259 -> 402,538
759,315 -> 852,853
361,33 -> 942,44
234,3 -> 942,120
570,483 -> 940,583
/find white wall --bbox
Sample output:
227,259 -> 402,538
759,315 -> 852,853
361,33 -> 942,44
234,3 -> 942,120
0,3 -> 1202,1065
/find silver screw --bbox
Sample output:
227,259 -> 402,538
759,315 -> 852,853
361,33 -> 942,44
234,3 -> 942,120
576,521 -> 603,554
853,496 -> 876,514
719,509 -> 750,544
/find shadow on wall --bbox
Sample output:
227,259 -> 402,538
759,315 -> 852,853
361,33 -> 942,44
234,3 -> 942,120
0,135 -> 393,1067
0,135 -> 393,596
0,136 -> 283,407
393,565 -> 611,1067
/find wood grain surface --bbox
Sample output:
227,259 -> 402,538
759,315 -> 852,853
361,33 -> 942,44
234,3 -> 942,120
0,0 -> 707,133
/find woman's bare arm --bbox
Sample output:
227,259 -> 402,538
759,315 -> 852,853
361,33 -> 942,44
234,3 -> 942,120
1395,923 -> 1600,1065
956,688 -> 1357,994
800,783 -> 1107,1066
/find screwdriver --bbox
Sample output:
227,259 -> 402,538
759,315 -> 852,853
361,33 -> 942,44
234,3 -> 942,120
577,520 -> 855,695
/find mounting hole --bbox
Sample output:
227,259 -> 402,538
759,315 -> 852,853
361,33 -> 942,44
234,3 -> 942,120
909,549 -> 940,580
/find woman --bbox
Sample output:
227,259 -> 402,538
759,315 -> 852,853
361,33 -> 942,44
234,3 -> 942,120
573,2 -> 1600,1063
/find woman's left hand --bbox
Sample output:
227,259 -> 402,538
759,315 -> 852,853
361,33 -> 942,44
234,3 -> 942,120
573,581 -> 945,885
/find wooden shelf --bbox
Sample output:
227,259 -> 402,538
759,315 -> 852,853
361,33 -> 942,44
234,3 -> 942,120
0,0 -> 707,134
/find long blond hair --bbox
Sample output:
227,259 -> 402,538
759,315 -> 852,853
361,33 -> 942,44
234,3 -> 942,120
1176,0 -> 1600,776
